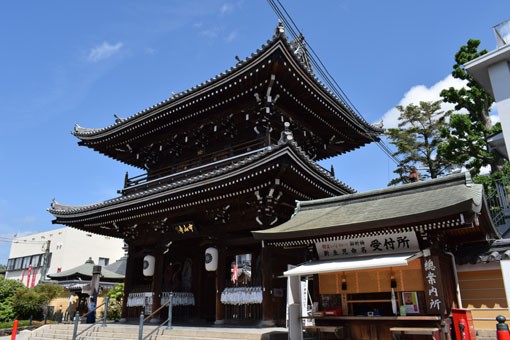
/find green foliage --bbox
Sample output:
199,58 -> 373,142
0,319 -> 48,329
106,283 -> 124,321
386,100 -> 452,185
0,295 -> 16,323
13,288 -> 46,320
438,117 -> 501,174
0,280 -> 65,322
474,161 -> 510,193
33,283 -> 64,303
439,39 -> 500,175
0,279 -> 24,322
12,283 -> 64,320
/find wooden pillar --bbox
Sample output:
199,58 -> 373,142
150,251 -> 164,323
121,246 -> 135,321
261,244 -> 275,326
215,247 -> 226,325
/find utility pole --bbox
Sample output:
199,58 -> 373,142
40,240 -> 51,280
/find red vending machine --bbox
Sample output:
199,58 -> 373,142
452,308 -> 476,340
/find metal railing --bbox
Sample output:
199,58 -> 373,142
139,293 -> 174,340
487,179 -> 510,227
71,296 -> 109,340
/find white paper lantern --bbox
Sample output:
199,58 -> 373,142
143,255 -> 155,276
205,247 -> 218,271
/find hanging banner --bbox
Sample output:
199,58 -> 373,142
30,268 -> 37,288
315,231 -> 419,260
26,265 -> 32,287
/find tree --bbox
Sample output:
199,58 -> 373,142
33,283 -> 64,303
0,279 -> 24,322
13,288 -> 46,320
105,283 -> 124,321
386,100 -> 452,185
439,39 -> 502,174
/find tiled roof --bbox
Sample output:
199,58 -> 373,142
49,133 -> 353,218
253,172 -> 498,240
72,26 -> 379,140
455,238 -> 510,264
47,259 -> 124,281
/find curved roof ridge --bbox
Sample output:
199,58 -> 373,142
296,172 -> 474,211
49,144 -> 281,215
49,137 -> 352,216
73,24 -> 380,140
73,31 -> 285,138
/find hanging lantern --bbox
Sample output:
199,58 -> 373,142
205,247 -> 218,271
143,255 -> 155,276
341,274 -> 347,290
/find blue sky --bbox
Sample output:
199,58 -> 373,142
1,1 -> 509,264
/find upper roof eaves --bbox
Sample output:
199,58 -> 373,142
49,134 -> 354,217
73,24 -> 379,140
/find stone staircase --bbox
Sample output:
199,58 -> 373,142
24,323 -> 288,340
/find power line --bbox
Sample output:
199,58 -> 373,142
0,236 -> 47,245
266,0 -> 402,167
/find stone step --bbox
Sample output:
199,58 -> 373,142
27,324 -> 287,340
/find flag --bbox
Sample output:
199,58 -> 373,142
20,269 -> 25,285
231,265 -> 238,283
26,265 -> 32,287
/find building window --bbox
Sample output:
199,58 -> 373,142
7,259 -> 15,270
14,258 -> 22,270
98,257 -> 109,266
7,253 -> 46,271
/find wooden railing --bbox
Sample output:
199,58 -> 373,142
122,137 -> 274,194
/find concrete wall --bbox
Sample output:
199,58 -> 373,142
5,227 -> 124,285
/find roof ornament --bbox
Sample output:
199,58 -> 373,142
275,20 -> 286,38
114,114 -> 125,123
289,33 -> 312,72
278,122 -> 294,144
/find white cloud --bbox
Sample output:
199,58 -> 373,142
200,27 -> 220,39
380,75 -> 467,128
144,47 -> 157,55
87,42 -> 123,62
220,3 -> 234,15
224,31 -> 238,43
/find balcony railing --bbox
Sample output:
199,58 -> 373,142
121,138 -> 274,195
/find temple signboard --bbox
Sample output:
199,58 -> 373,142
315,231 -> 420,260
172,222 -> 198,238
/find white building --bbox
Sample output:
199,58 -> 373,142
4,227 -> 125,287
465,19 -> 510,158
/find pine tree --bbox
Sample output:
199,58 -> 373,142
386,101 -> 452,185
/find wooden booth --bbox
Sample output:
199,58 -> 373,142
48,23 -> 382,327
253,173 -> 500,339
